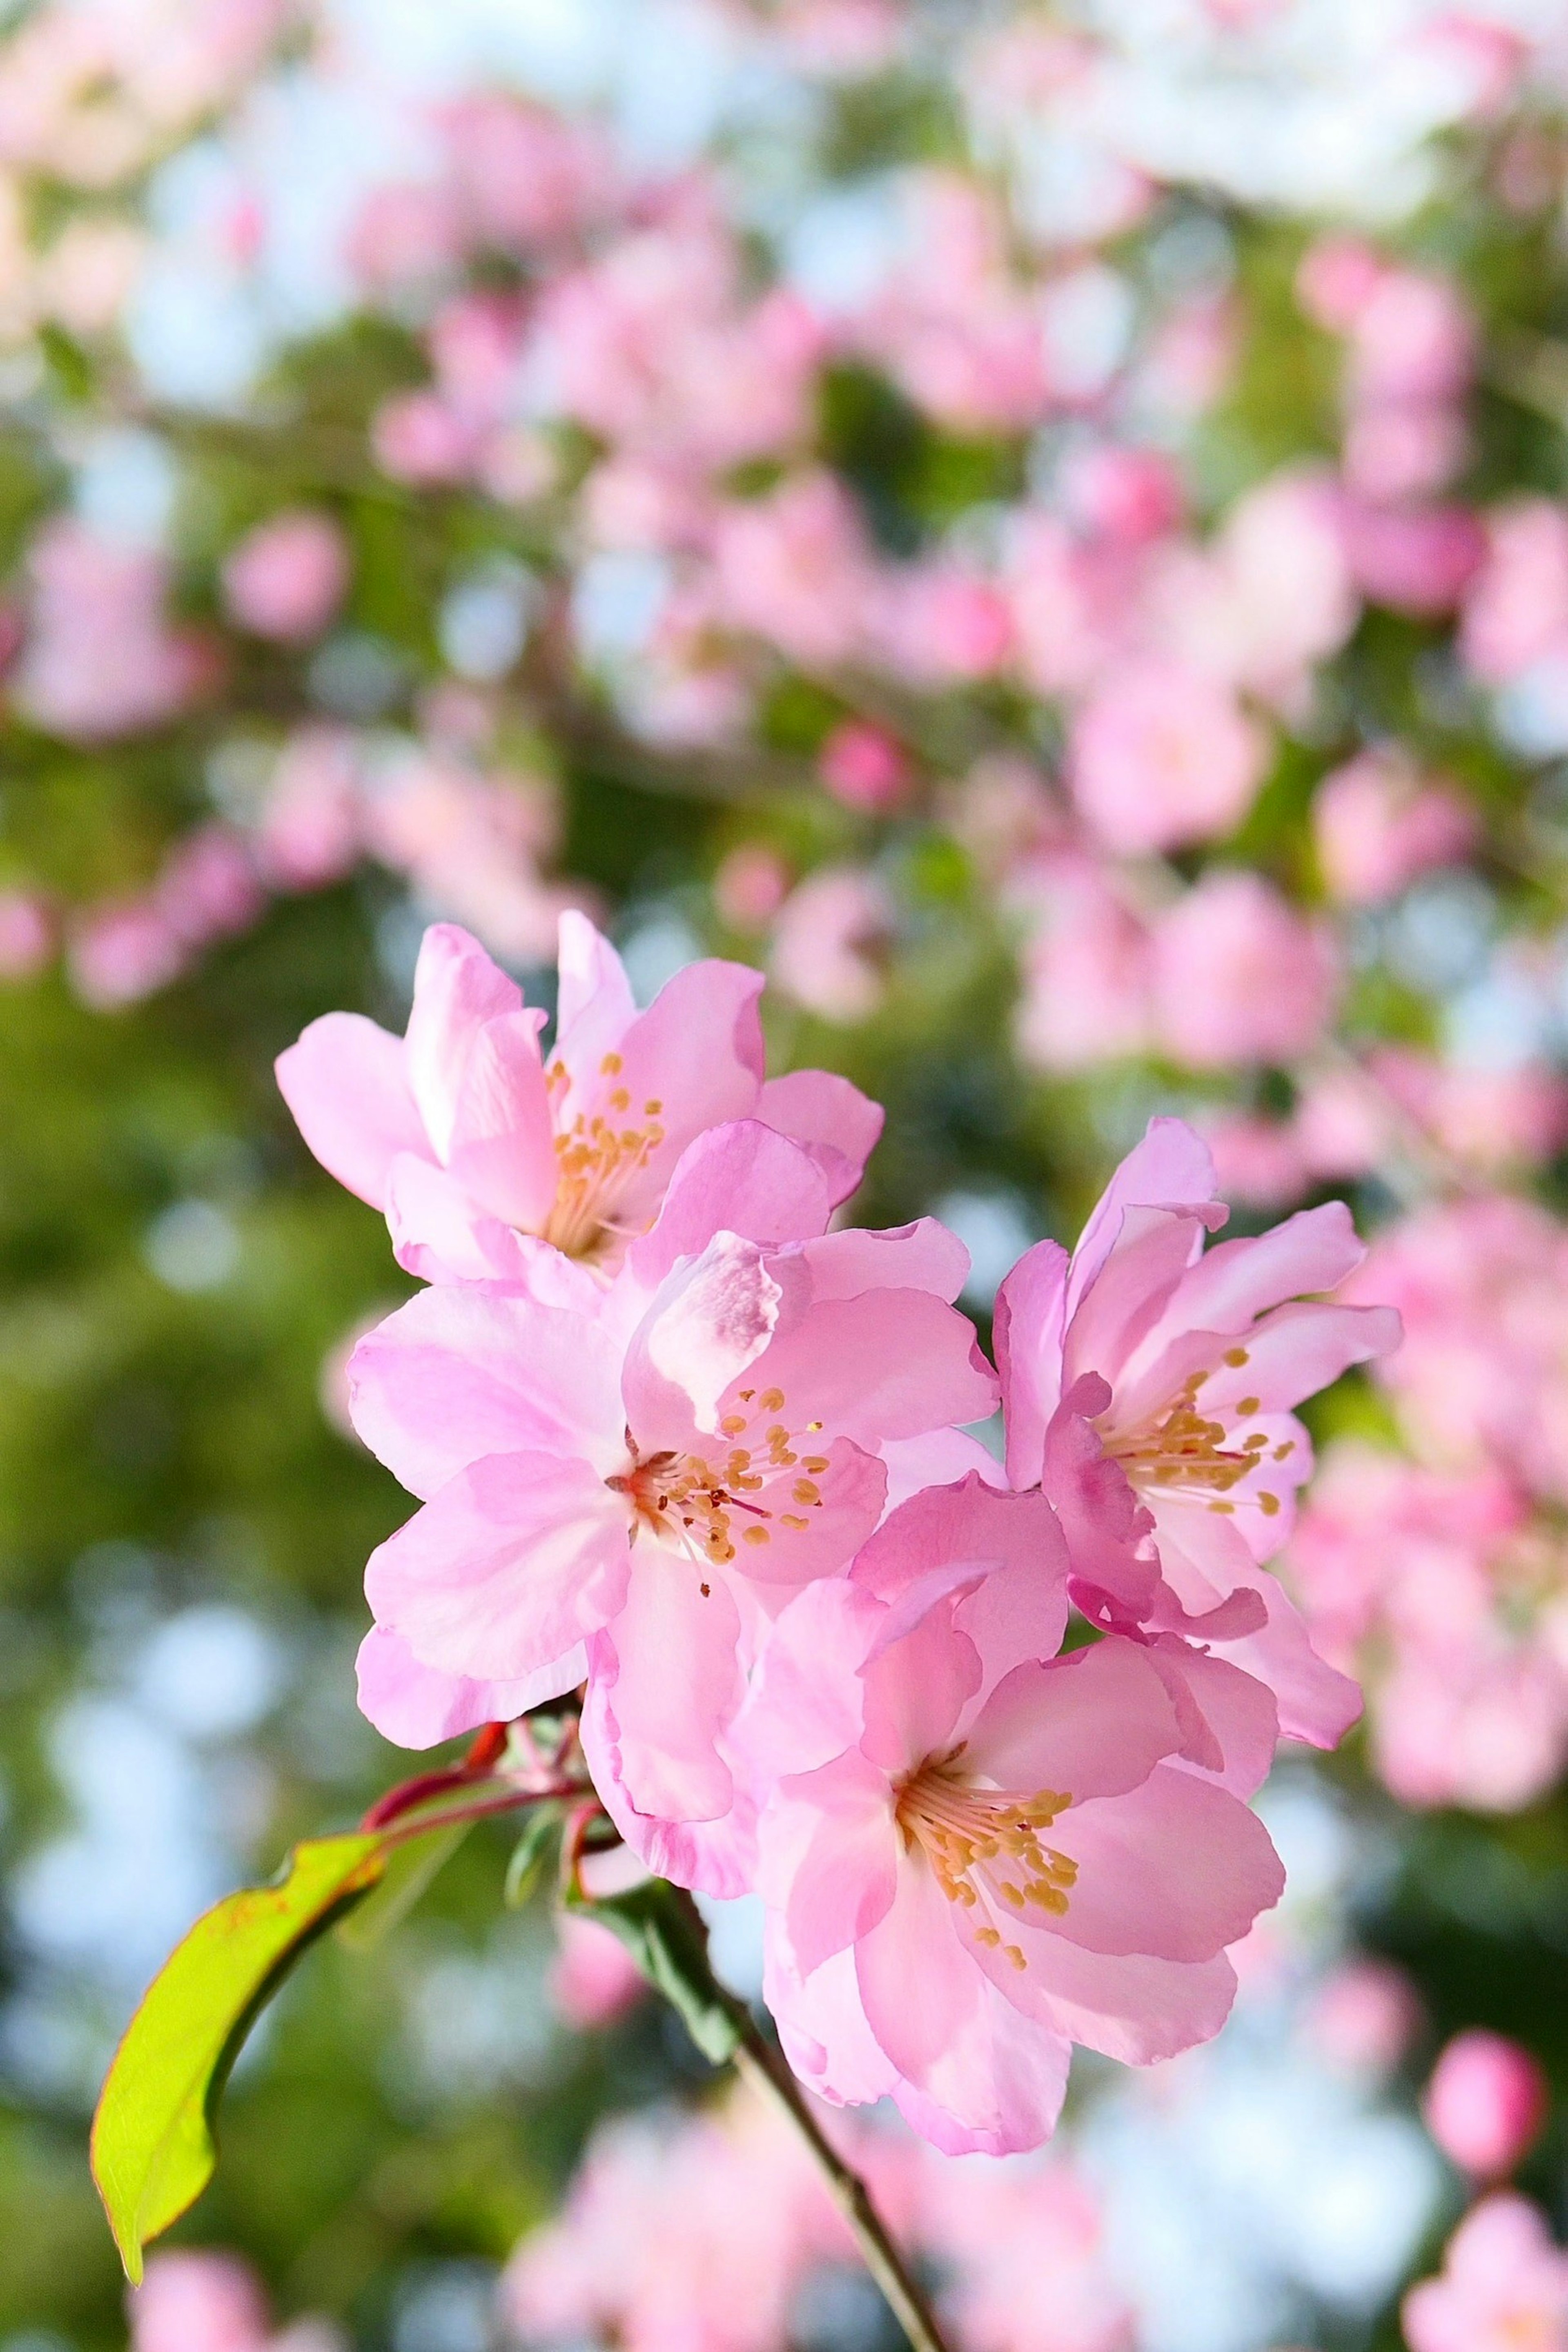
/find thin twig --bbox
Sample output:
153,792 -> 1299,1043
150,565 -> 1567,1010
731,2028 -> 955,2352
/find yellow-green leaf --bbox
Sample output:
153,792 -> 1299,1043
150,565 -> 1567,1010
90,1832 -> 387,2283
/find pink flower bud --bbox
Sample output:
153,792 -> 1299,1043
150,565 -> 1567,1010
547,1912 -> 646,2030
0,890 -> 53,978
1423,2029 -> 1549,2179
818,720 -> 909,812
222,511 -> 349,645
131,2250 -> 269,2352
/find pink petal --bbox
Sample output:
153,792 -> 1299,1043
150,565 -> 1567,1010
856,1842 -> 987,2082
766,1751 -> 900,1975
275,1011 -> 428,1208
349,1286 -> 624,1499
1067,1117 -> 1221,1320
385,1151 -> 546,1285
356,1623 -> 584,1748
852,1474 -> 1067,1625
555,909 -> 636,1069
581,960 -> 767,1232
1040,1395 -> 1161,1621
800,1218 -> 972,1305
1145,1639 -> 1281,1797
1064,1207 -> 1212,1397
860,1604 -> 980,1775
364,1451 -> 630,1679
994,1240 -> 1069,1484
404,923 -> 523,1159
879,1428 -> 1005,1511
444,1010 -> 559,1231
753,1289 -> 999,1450
757,1069 -> 884,1205
1011,1939 -> 1239,2065
1154,1200 -> 1366,1340
1155,1506 -> 1362,1748
579,1555 -> 745,1873
966,1637 -> 1182,1800
889,1985 -> 1071,2157
765,1941 -> 900,2109
1050,1764 -> 1283,1960
625,1232 -> 783,1444
628,1121 -> 834,1291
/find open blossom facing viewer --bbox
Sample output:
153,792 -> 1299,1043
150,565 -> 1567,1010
277,913 -> 882,1285
744,1478 -> 1284,2154
1402,2194 -> 1568,2352
350,1120 -> 996,1889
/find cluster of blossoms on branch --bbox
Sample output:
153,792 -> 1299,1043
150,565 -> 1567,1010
277,912 -> 1394,2154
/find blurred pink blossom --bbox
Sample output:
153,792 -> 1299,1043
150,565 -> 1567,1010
68,899 -> 187,1009
1306,1956 -> 1423,2082
1460,497 -> 1568,684
1151,873 -> 1336,1068
1068,660 -> 1268,853
1423,2028 -> 1549,2178
1339,498 -> 1486,617
362,751 -> 575,964
884,562 -> 1015,685
713,843 -> 791,930
222,511 -> 350,644
155,822 -> 263,948
1060,444 -> 1184,545
770,864 -> 893,1022
1403,2194 -> 1568,2352
371,391 -> 477,486
710,474 -> 877,672
15,519 -> 206,742
547,1912 -> 647,2030
819,719 -> 911,812
256,728 -> 365,890
1288,1443 -> 1568,1812
859,171 -> 1051,433
1313,750 -> 1478,903
1296,235 -> 1388,334
131,2251 -> 268,2352
1350,1194 -> 1568,1501
1012,858 -> 1154,1071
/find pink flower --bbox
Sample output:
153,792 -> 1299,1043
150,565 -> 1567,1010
884,563 -> 1015,686
819,720 -> 910,813
1068,660 -> 1268,853
1313,750 -> 1477,904
278,915 -> 882,1285
1403,2195 -> 1568,2352
221,510 -> 349,644
547,1911 -> 647,2030
1150,871 -> 1336,1069
1345,268 -> 1475,410
1423,2029 -> 1549,2179
436,94 -> 611,252
1060,444 -> 1184,545
710,474 -> 878,673
14,519 -> 206,743
1350,1194 -> 1568,1503
131,2251 -> 268,2352
994,1118 -> 1396,1749
255,727 -> 364,890
745,1478 -> 1284,2154
371,392 -> 477,486
770,866 -> 893,1025
67,898 -> 187,1008
1460,498 -> 1568,685
155,823 -> 264,947
1286,1443 -> 1568,1811
348,1126 -> 996,1888
714,844 -> 791,930
1296,236 -> 1388,334
1011,858 -> 1154,1073
1338,498 -> 1486,617
1306,1956 -> 1423,2082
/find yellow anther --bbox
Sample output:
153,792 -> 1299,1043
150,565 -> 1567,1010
1223,1347 -> 1250,1368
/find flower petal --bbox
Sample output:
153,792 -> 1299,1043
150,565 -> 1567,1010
757,1069 -> 884,1207
966,1637 -> 1182,1801
355,1622 -> 584,1749
365,1452 -> 630,1680
275,1012 -> 428,1209
404,923 -> 523,1160
1050,1764 -> 1283,1960
994,1239 -> 1069,1484
1067,1116 -> 1221,1321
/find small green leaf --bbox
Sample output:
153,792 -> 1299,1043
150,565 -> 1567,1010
503,1802 -> 563,1909
90,1832 -> 386,2283
569,1878 -> 746,2064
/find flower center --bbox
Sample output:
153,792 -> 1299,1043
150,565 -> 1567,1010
1103,1353 -> 1292,1520
604,1385 -> 832,1573
895,1745 -> 1076,1972
542,1051 -> 666,1261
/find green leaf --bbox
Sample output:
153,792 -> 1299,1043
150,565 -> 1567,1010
503,1802 -> 563,1909
90,1832 -> 387,2283
569,1878 -> 746,2064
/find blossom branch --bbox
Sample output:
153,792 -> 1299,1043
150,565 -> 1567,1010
729,2027 -> 956,2352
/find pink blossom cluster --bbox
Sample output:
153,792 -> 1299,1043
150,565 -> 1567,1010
1402,2194 -> 1568,2352
279,915 -> 1392,2152
503,2079 -> 1134,2352
1287,1195 -> 1568,1812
